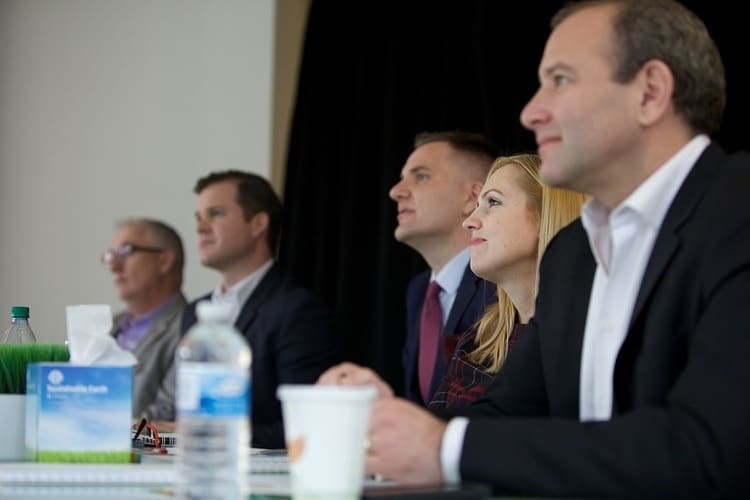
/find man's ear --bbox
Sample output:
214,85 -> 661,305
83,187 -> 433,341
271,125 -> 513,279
463,181 -> 483,216
251,211 -> 270,238
636,59 -> 674,127
158,250 -> 175,275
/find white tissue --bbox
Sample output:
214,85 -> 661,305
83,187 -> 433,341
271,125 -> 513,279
65,305 -> 137,366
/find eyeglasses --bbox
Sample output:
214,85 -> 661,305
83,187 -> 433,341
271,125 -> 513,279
101,243 -> 164,265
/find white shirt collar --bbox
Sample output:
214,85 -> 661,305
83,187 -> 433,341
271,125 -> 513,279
577,135 -> 710,421
211,259 -> 274,323
581,134 -> 710,267
431,248 -> 470,296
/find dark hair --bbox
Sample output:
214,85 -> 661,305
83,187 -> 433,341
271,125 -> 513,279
414,131 -> 500,171
414,130 -> 500,182
552,0 -> 725,136
117,218 -> 185,285
194,170 -> 283,255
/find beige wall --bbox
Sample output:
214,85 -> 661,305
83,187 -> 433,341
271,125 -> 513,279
0,0 -> 303,342
272,0 -> 310,194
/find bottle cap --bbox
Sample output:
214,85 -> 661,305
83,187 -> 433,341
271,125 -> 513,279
195,300 -> 232,323
10,306 -> 29,318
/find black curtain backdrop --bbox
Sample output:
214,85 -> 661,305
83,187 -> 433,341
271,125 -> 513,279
278,1 -> 749,395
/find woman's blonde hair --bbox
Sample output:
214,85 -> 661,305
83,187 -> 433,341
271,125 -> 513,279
467,154 -> 586,373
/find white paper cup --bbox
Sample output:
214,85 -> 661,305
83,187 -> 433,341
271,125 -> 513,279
277,384 -> 377,499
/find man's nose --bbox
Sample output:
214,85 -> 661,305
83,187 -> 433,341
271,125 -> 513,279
520,89 -> 548,131
389,180 -> 408,201
109,258 -> 124,272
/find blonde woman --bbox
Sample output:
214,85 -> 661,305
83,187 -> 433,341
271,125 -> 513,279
430,154 -> 585,408
318,154 -> 584,407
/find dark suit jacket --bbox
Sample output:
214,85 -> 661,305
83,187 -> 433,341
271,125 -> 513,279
111,293 -> 186,421
181,264 -> 340,449
443,143 -> 750,498
402,265 -> 493,405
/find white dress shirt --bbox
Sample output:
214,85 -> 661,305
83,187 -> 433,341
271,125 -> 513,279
440,135 -> 710,481
578,135 -> 708,420
210,259 -> 274,325
431,248 -> 471,328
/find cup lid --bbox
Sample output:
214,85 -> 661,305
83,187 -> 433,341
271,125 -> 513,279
277,384 -> 377,402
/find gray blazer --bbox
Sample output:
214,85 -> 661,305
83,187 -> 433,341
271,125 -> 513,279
111,293 -> 187,421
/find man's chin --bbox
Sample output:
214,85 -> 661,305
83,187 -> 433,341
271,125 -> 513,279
393,227 -> 411,244
199,256 -> 223,272
394,230 -> 424,254
539,161 -> 568,188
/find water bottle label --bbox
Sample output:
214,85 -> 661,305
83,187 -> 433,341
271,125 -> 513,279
177,363 -> 250,418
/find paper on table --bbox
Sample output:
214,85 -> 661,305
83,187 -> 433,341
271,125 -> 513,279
0,463 -> 175,485
65,304 -> 136,365
0,461 -> 396,498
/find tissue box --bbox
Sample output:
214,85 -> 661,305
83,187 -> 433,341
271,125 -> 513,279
25,362 -> 133,463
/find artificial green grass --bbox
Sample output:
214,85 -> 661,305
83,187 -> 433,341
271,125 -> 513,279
0,343 -> 70,394
37,450 -> 131,463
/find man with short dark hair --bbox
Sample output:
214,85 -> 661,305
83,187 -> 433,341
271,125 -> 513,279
182,170 -> 340,448
390,131 -> 497,406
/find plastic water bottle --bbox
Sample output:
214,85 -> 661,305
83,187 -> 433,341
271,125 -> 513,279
1,306 -> 37,344
176,300 -> 252,499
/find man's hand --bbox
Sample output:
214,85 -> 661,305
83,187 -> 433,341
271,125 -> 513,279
365,398 -> 447,485
317,362 -> 394,398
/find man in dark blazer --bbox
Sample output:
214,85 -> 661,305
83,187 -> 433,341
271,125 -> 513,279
402,266 -> 491,405
349,1 -> 750,498
182,170 -> 339,449
105,218 -> 186,422
391,131 -> 497,405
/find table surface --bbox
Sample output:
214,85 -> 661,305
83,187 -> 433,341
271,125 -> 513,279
0,486 -> 517,500
0,483 -> 507,500
0,461 -> 511,500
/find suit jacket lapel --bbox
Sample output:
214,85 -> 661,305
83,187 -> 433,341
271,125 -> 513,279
443,265 -> 480,336
128,294 -> 187,371
545,226 -> 595,416
612,144 -> 726,414
629,143 -> 724,326
234,264 -> 281,334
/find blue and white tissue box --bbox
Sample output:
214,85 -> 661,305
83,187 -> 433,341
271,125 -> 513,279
25,362 -> 132,462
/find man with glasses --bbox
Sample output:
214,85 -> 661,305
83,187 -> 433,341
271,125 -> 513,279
182,170 -> 340,449
103,218 -> 186,422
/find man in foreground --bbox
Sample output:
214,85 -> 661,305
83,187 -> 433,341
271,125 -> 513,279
322,1 -> 750,497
